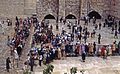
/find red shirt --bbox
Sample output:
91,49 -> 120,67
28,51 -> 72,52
101,47 -> 106,55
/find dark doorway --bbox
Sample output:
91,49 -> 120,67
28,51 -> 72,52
65,14 -> 77,19
44,14 -> 55,19
88,11 -> 101,19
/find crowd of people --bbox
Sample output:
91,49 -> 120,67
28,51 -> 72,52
6,16 -> 32,72
23,15 -> 120,71
5,14 -> 120,72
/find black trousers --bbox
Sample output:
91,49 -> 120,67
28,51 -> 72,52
82,53 -> 86,61
39,60 -> 42,66
30,65 -> 33,71
6,67 -> 10,72
98,39 -> 100,44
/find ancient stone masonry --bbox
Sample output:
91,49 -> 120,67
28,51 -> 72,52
0,0 -> 25,18
81,0 -> 106,18
102,0 -> 120,19
107,0 -> 120,19
0,0 -> 36,18
0,0 -> 120,20
65,0 -> 80,19
24,0 -> 37,16
37,0 -> 59,20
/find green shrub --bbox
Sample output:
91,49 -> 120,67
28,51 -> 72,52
43,64 -> 54,74
70,67 -> 77,74
23,69 -> 31,74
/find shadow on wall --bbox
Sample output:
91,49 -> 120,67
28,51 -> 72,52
88,11 -> 101,19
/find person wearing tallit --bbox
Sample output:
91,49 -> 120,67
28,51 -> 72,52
14,49 -> 19,60
13,49 -> 19,68
61,43 -> 66,59
57,47 -> 62,60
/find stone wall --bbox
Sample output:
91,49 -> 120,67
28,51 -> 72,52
37,0 -> 81,21
59,0 -> 65,19
65,0 -> 80,19
81,0 -> 106,19
24,0 -> 37,16
0,0 -> 36,19
37,0 -> 59,20
109,0 -> 120,19
0,0 -> 24,18
97,0 -> 120,19
0,0 -> 120,20
90,0 -> 104,17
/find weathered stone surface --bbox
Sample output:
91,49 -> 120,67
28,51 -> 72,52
0,0 -> 120,19
0,0 -> 36,18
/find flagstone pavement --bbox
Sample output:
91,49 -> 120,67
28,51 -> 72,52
34,56 -> 120,74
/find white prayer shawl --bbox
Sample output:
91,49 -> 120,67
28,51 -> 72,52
39,55 -> 43,60
14,50 -> 19,59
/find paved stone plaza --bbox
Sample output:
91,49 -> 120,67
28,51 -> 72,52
34,56 -> 120,74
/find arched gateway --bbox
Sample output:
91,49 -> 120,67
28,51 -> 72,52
44,14 -> 56,25
44,14 -> 55,19
65,14 -> 77,24
65,14 -> 77,19
88,11 -> 102,19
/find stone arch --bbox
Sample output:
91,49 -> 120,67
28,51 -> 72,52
44,14 -> 56,19
43,14 -> 56,24
88,11 -> 102,19
65,14 -> 77,19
